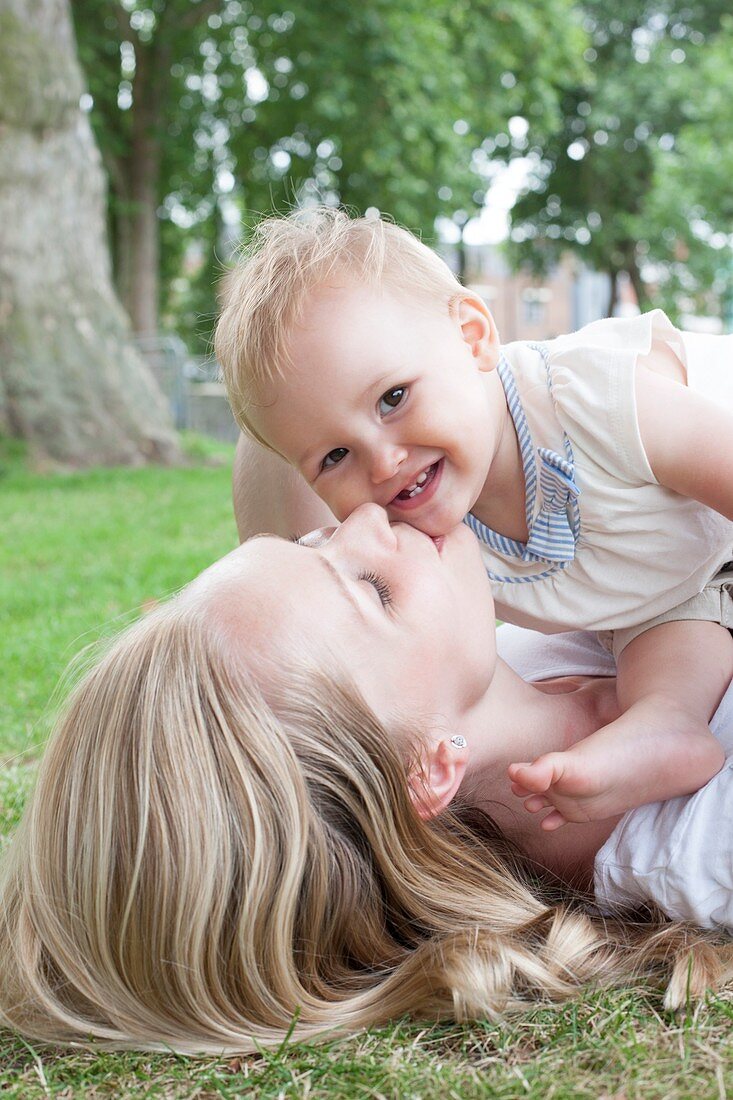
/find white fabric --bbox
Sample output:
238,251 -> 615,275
482,310 -> 733,633
497,623 -> 733,930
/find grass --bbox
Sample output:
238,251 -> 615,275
0,433 -> 238,760
2,437 -> 733,1097
3,989 -> 733,1097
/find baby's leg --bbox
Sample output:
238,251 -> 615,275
232,433 -> 337,542
509,619 -> 732,829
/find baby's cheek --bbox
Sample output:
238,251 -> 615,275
331,495 -> 353,521
315,482 -> 343,514
331,485 -> 375,520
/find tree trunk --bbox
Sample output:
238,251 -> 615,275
124,40 -> 161,337
607,268 -> 619,318
625,250 -> 650,314
0,0 -> 180,465
107,152 -> 133,316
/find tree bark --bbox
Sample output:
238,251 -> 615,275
0,0 -> 180,465
124,40 -> 161,337
607,268 -> 619,318
625,250 -> 650,314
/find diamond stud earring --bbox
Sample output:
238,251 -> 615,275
450,735 -> 467,749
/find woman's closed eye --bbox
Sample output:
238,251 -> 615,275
358,570 -> 393,608
378,386 -> 406,417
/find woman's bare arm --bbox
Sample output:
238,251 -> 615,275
232,433 -> 337,543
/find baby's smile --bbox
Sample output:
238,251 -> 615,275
390,459 -> 443,511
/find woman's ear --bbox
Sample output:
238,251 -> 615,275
408,737 -> 468,820
454,293 -> 501,372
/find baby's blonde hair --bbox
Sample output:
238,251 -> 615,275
215,207 -> 466,445
0,582 -> 730,1053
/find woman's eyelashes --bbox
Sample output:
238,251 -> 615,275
358,570 -> 393,608
378,386 -> 406,416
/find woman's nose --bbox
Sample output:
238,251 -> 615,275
369,442 -> 408,485
328,503 -> 396,554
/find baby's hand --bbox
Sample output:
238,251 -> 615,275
508,753 -> 611,831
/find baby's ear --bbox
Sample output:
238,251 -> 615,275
408,737 -> 468,820
454,293 -> 501,372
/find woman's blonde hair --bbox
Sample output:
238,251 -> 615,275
214,207 -> 466,446
0,589 -> 730,1054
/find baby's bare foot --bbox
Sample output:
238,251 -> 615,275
510,698 -> 726,831
508,752 -> 631,830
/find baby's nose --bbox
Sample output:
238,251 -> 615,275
369,443 -> 408,484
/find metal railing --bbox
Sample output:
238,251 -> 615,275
132,335 -> 240,443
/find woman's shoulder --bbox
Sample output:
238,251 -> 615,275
499,623 -> 733,751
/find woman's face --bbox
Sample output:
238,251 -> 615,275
195,504 -> 497,729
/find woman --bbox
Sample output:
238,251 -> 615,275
0,505 -> 730,1053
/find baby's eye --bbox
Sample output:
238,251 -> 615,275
378,386 -> 406,416
321,447 -> 348,471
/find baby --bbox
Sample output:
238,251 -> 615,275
215,207 -> 733,829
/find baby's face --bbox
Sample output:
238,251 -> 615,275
251,282 -> 501,538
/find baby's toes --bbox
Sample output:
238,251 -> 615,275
508,759 -> 553,794
523,794 -> 550,814
540,809 -> 568,831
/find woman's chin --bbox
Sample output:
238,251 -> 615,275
444,526 -> 496,632
452,523 -> 493,583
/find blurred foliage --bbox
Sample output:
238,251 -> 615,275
647,16 -> 733,321
68,1 -> 733,335
508,1 -> 733,321
71,0 -> 585,346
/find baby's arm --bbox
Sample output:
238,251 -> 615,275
635,350 -> 733,521
509,619 -> 732,829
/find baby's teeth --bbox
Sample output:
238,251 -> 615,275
401,467 -> 433,499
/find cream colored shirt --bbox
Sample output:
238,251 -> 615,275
469,310 -> 733,633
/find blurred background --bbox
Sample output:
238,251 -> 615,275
2,0 -> 732,465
